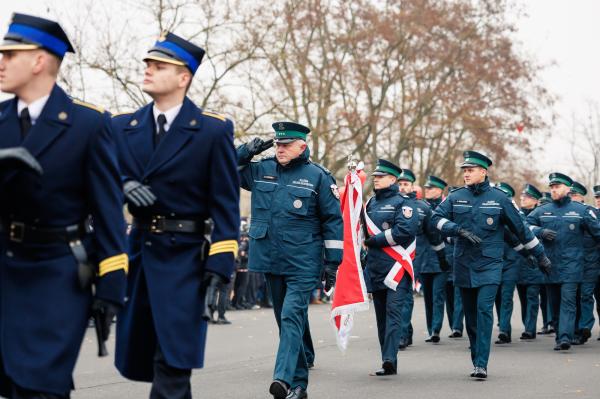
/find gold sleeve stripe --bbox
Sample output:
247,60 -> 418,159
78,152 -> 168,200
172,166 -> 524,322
99,253 -> 129,276
202,111 -> 227,122
209,240 -> 239,256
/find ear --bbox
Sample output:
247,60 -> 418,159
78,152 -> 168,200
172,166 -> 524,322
179,71 -> 192,89
31,51 -> 46,75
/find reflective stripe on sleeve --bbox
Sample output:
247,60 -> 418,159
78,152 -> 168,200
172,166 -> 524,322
324,240 -> 344,249
524,236 -> 540,250
513,244 -> 524,251
431,242 -> 445,251
436,218 -> 450,230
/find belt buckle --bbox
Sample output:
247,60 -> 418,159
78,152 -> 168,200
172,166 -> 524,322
9,222 -> 25,243
150,216 -> 165,234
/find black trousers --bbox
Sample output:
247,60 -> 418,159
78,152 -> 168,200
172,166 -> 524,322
149,344 -> 192,399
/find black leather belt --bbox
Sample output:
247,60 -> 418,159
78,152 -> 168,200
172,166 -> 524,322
132,216 -> 205,234
8,221 -> 90,244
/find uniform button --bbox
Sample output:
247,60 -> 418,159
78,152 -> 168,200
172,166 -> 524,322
170,213 -> 176,217
5,251 -> 13,258
145,241 -> 152,247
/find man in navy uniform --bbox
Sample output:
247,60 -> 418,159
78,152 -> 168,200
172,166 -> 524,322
407,172 -> 449,343
527,173 -> 600,350
364,160 -> 418,376
0,13 -> 128,398
431,151 -> 551,379
112,32 -> 240,398
493,182 -> 522,345
237,123 -> 343,399
516,183 -> 546,340
569,182 -> 600,345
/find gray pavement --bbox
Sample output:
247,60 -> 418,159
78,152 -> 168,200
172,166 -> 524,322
72,294 -> 600,398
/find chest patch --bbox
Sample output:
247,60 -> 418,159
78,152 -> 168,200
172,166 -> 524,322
486,217 -> 494,225
263,175 -> 277,180
380,204 -> 395,211
569,224 -> 575,230
590,210 -> 598,219
402,206 -> 413,218
455,200 -> 470,204
293,199 -> 303,209
482,200 -> 500,206
292,178 -> 314,188
382,222 -> 390,229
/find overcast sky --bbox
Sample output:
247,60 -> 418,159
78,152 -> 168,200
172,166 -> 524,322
1,0 -> 599,180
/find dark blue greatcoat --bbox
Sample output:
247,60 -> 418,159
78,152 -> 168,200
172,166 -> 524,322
0,85 -> 127,395
113,98 -> 240,381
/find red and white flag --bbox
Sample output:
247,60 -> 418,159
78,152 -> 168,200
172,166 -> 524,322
330,169 -> 369,352
363,209 -> 416,291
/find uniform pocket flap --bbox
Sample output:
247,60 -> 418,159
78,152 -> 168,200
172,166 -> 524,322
453,206 -> 471,214
281,229 -> 313,245
255,182 -> 277,192
480,207 -> 501,215
249,224 -> 268,239
481,246 -> 503,258
287,187 -> 313,197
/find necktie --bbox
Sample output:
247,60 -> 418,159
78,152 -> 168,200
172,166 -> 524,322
19,107 -> 32,140
155,113 -> 167,146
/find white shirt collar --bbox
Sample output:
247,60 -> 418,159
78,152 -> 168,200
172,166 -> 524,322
17,95 -> 50,125
152,103 -> 183,133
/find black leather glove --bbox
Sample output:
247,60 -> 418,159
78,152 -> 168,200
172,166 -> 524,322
540,229 -> 557,241
246,138 -> 274,157
0,147 -> 43,175
364,236 -> 377,248
537,254 -> 552,276
322,263 -> 338,293
526,254 -> 538,269
202,271 -> 226,321
91,298 -> 120,356
123,180 -> 156,207
437,251 -> 450,272
457,228 -> 482,245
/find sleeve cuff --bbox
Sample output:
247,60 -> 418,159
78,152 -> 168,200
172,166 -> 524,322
99,253 -> 129,276
209,240 -> 239,256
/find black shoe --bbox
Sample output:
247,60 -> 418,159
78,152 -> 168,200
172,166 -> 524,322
547,327 -> 556,334
537,327 -> 549,335
560,342 -> 571,350
269,380 -> 289,399
473,367 -> 487,379
216,317 -> 232,325
571,337 -> 584,346
307,362 -> 314,369
373,361 -> 397,376
520,332 -> 535,340
425,334 -> 440,343
470,368 -> 476,378
553,344 -> 561,351
449,330 -> 463,338
398,340 -> 407,351
495,332 -> 511,344
407,337 -> 413,346
581,328 -> 591,341
286,386 -> 307,399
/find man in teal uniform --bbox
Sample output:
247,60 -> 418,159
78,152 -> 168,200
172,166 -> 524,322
569,181 -> 600,345
431,151 -> 551,378
237,123 -> 343,399
527,173 -> 600,350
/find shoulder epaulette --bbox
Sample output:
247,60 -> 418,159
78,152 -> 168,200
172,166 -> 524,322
72,98 -> 104,114
111,111 -> 133,118
202,110 -> 227,122
311,162 -> 332,175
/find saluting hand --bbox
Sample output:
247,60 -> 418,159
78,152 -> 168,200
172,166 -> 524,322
246,137 -> 274,157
